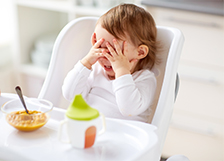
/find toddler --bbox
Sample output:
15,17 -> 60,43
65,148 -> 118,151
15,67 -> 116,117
62,4 -> 158,123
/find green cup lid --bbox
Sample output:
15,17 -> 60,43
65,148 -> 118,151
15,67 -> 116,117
66,94 -> 99,121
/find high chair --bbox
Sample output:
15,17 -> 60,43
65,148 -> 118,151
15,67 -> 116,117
38,17 -> 189,161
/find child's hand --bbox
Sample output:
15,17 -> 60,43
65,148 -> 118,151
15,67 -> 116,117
104,39 -> 138,78
81,33 -> 108,69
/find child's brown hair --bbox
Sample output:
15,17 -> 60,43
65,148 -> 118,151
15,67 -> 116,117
98,3 -> 158,72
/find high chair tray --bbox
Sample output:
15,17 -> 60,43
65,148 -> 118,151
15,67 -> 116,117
0,93 -> 158,161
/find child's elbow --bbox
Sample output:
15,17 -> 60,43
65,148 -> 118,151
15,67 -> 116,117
119,107 -> 137,117
118,102 -> 145,117
119,109 -> 130,116
62,86 -> 72,101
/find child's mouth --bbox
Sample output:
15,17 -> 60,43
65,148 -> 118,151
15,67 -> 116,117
104,65 -> 113,71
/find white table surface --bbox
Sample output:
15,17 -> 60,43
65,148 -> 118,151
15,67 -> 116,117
0,93 -> 159,161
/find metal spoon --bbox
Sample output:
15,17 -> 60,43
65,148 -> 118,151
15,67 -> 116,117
15,86 -> 29,114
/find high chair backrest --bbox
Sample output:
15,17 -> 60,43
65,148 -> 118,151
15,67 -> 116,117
38,17 -> 184,160
151,26 -> 184,156
38,17 -> 98,108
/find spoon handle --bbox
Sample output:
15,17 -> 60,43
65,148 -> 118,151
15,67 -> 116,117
15,86 -> 29,114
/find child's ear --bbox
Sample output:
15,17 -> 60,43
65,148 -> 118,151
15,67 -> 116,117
137,45 -> 148,59
91,32 -> 97,45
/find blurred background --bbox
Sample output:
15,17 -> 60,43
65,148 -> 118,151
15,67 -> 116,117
0,0 -> 223,160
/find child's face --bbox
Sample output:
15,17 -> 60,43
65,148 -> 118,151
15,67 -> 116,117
94,24 -> 139,79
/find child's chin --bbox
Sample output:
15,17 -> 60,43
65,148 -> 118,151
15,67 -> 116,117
105,72 -> 115,79
107,74 -> 115,80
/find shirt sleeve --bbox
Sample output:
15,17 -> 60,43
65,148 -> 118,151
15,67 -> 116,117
112,71 -> 156,116
62,61 -> 92,101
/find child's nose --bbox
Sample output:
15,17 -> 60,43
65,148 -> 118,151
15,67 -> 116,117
99,56 -> 108,61
100,41 -> 107,48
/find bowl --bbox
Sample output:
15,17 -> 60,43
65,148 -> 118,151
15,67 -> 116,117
1,98 -> 53,132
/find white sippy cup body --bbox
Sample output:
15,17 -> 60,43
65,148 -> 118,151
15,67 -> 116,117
65,114 -> 105,148
58,94 -> 105,148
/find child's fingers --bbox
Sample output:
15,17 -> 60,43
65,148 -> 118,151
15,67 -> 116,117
94,38 -> 105,48
96,48 -> 109,54
113,39 -> 122,55
103,51 -> 114,62
122,41 -> 128,56
103,48 -> 109,53
106,42 -> 117,57
91,48 -> 109,58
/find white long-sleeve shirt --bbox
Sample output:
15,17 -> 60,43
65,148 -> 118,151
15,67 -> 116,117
62,61 -> 156,123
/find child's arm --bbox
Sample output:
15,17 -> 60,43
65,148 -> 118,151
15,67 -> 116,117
103,39 -> 156,116
103,39 -> 138,79
62,33 -> 108,101
62,61 -> 92,101
113,72 -> 156,116
81,33 -> 108,69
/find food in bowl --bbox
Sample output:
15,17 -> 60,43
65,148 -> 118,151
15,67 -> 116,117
6,110 -> 49,131
1,98 -> 53,132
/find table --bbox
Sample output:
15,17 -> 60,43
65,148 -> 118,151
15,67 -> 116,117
0,93 -> 159,161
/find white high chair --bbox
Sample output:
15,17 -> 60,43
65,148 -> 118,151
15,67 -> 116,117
38,17 -> 189,161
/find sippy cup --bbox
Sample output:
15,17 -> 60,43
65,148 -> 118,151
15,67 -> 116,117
58,94 -> 106,148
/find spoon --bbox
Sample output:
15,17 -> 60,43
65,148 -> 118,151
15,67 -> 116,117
15,86 -> 29,114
